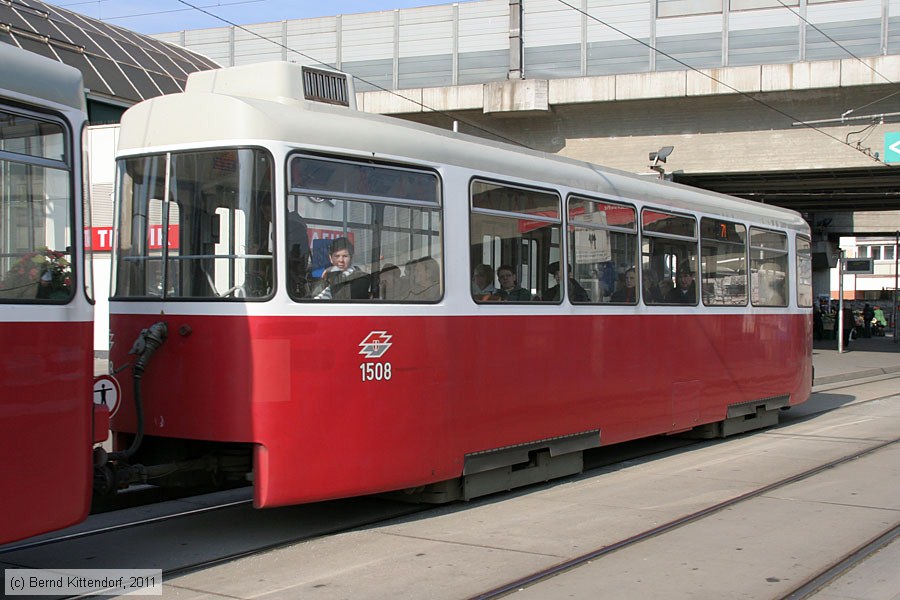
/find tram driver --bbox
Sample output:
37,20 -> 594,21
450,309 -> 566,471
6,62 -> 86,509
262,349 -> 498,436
312,237 -> 370,300
286,203 -> 310,297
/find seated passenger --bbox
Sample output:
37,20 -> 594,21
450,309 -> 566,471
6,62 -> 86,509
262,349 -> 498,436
665,263 -> 696,304
312,237 -> 370,300
611,267 -> 637,303
764,276 -> 785,306
471,263 -> 497,301
496,264 -> 531,301
376,263 -> 406,300
642,270 -> 663,304
405,256 -> 440,301
544,261 -> 589,302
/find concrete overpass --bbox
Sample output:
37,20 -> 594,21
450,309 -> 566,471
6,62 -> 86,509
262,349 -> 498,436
356,56 -> 900,243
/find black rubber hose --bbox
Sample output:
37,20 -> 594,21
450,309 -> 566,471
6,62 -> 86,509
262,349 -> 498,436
107,370 -> 145,462
109,322 -> 166,461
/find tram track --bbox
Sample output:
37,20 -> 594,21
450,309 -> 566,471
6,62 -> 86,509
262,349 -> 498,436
781,522 -> 900,600
0,495 -> 432,599
0,494 -> 253,556
3,374 -> 896,599
467,435 -> 900,600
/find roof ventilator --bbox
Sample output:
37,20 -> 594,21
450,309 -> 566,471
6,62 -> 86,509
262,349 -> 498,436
302,66 -> 350,107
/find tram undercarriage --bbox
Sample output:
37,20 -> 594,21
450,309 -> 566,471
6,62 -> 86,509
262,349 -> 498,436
93,436 -> 253,502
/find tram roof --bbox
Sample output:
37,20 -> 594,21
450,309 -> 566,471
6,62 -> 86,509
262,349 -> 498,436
0,43 -> 85,113
117,62 -> 808,234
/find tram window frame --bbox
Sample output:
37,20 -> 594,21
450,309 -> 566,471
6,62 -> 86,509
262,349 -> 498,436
796,235 -> 813,308
640,208 -> 699,306
0,105 -> 77,304
469,179 -> 561,304
749,227 -> 789,307
567,195 -> 638,305
81,123 -> 94,305
286,153 -> 443,303
700,217 -> 748,306
112,147 -> 275,301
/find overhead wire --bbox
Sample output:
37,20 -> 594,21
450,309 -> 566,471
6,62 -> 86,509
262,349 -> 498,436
28,0 -> 534,147
557,0 -> 882,163
773,0 -> 900,117
845,121 -> 877,143
178,0 -> 883,160
168,0 -> 539,150
552,0 -> 886,165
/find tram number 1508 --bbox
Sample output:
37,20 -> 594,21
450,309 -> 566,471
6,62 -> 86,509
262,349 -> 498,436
360,362 -> 392,382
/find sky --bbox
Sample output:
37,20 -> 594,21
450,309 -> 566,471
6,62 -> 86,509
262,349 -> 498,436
43,0 -> 466,34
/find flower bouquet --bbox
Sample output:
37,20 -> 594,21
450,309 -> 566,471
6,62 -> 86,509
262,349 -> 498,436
0,247 -> 72,300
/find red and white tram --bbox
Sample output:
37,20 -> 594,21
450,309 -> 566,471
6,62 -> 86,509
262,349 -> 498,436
107,62 -> 813,507
0,45 -> 96,543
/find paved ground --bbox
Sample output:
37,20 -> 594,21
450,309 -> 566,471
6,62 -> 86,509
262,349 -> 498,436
812,333 -> 900,385
151,358 -> 899,600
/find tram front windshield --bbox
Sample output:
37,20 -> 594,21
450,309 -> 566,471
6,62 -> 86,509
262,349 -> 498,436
113,148 -> 273,299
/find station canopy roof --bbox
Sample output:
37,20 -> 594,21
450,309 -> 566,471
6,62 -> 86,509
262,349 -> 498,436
674,166 -> 900,214
0,0 -> 218,105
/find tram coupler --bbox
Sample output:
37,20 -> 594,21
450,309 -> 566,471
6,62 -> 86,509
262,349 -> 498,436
92,451 -> 251,497
128,321 -> 168,375
92,447 -> 132,497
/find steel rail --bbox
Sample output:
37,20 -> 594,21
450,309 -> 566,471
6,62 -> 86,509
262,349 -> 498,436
781,523 -> 900,600
469,435 -> 900,600
0,497 -> 252,555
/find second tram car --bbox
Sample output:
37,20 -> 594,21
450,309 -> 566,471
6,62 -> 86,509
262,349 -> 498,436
0,44 -> 96,544
107,62 -> 813,506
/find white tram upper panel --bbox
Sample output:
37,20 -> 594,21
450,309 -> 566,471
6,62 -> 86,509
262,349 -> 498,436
0,43 -> 86,114
116,62 -> 806,234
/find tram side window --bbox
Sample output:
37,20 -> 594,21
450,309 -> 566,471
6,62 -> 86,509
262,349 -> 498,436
113,148 -> 274,300
0,108 -> 74,303
641,209 -> 698,305
567,196 -> 637,304
750,228 -> 788,307
700,218 -> 747,306
796,235 -> 813,307
470,180 -> 561,303
287,155 -> 442,302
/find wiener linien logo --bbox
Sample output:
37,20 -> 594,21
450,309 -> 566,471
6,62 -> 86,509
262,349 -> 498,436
358,331 -> 392,359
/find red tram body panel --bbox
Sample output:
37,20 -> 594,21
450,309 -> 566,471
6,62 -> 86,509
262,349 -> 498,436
0,320 -> 94,541
110,311 -> 811,507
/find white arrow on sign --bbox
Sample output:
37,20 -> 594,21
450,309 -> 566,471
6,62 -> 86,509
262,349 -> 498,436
890,139 -> 900,155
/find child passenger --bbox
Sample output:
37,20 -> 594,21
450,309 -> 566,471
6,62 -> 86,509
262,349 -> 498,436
312,237 -> 370,300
